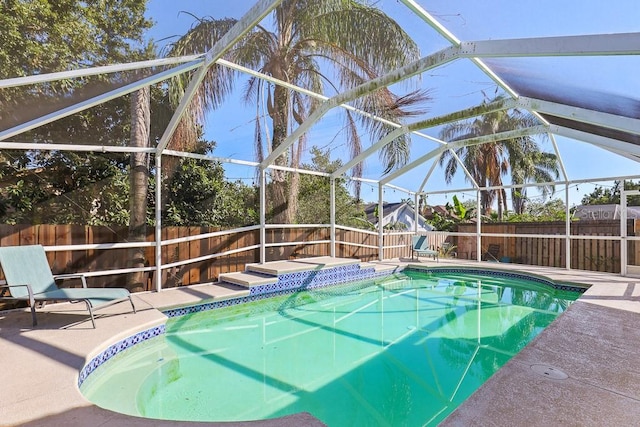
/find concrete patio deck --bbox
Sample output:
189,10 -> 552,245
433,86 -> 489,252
1,258 -> 639,426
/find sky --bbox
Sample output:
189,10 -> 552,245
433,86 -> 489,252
143,0 -> 640,208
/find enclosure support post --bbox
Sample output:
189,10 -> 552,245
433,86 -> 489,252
414,192 -> 420,234
378,184 -> 384,261
565,184 -> 571,270
330,177 -> 336,258
154,154 -> 163,292
621,187 -> 640,276
621,187 -> 628,276
476,190 -> 482,261
260,168 -> 266,264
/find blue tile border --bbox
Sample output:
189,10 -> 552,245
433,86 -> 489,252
163,263 -> 389,318
404,266 -> 588,294
78,324 -> 165,388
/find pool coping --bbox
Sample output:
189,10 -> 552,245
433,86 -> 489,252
2,258 -> 640,426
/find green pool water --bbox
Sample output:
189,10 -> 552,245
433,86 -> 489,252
80,270 -> 581,426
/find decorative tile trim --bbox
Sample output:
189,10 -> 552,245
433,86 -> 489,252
405,266 -> 588,293
78,324 -> 165,388
553,282 -> 590,293
164,263 -> 389,318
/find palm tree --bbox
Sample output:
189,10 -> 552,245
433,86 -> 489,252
127,87 -> 150,292
168,0 -> 429,224
507,139 -> 559,214
438,95 -> 558,218
438,106 -> 511,217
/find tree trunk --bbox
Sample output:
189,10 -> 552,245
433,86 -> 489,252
284,139 -> 303,225
513,187 -> 526,214
127,87 -> 150,292
266,85 -> 291,259
268,84 -> 291,225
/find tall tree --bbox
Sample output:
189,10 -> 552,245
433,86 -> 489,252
162,139 -> 260,228
0,0 -> 153,117
581,180 -> 640,206
508,139 -> 560,214
0,0 -> 154,222
0,1 -> 156,291
295,146 -> 366,227
438,95 -> 557,218
168,0 -> 429,225
127,87 -> 151,292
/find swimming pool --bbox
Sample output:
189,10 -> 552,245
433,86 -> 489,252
80,268 -> 583,425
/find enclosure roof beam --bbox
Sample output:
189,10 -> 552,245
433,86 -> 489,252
162,149 -> 332,177
216,58 -> 436,144
381,125 -> 548,185
384,183 -> 414,194
0,61 -> 200,142
413,97 -> 519,131
0,55 -> 204,89
518,97 -> 640,135
417,148 -> 480,195
458,33 -> 640,58
348,176 -> 379,185
380,146 -> 449,188
259,44 -> 461,169
162,149 -> 260,167
399,0 -> 518,98
0,141 -> 155,153
332,124 -> 440,179
451,148 -> 481,189
417,155 -> 442,194
548,133 -> 570,183
155,0 -> 283,155
333,97 -> 520,178
551,125 -> 640,160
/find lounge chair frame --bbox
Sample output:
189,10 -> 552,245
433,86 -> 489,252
0,245 -> 136,328
482,244 -> 501,262
411,235 -> 439,262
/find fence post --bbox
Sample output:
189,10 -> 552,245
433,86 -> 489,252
565,184 -> 571,270
476,190 -> 481,261
259,167 -> 266,264
330,177 -> 336,258
154,154 -> 163,291
378,184 -> 384,261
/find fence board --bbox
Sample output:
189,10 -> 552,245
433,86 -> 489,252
458,220 -> 630,273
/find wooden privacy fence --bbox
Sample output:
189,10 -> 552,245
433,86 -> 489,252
0,225 -> 413,290
456,220 -> 636,273
259,227 -> 411,262
3,220 -> 630,290
0,224 -> 259,290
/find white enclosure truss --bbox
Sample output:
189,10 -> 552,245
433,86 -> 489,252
2,0 -> 640,290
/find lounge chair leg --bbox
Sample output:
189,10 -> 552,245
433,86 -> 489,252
30,305 -> 38,326
85,301 -> 96,328
28,291 -> 38,326
129,296 -> 137,314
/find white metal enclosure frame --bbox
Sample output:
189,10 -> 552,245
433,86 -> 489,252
1,0 -> 640,289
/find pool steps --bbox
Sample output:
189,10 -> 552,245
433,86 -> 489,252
218,256 -> 397,290
217,270 -> 278,287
